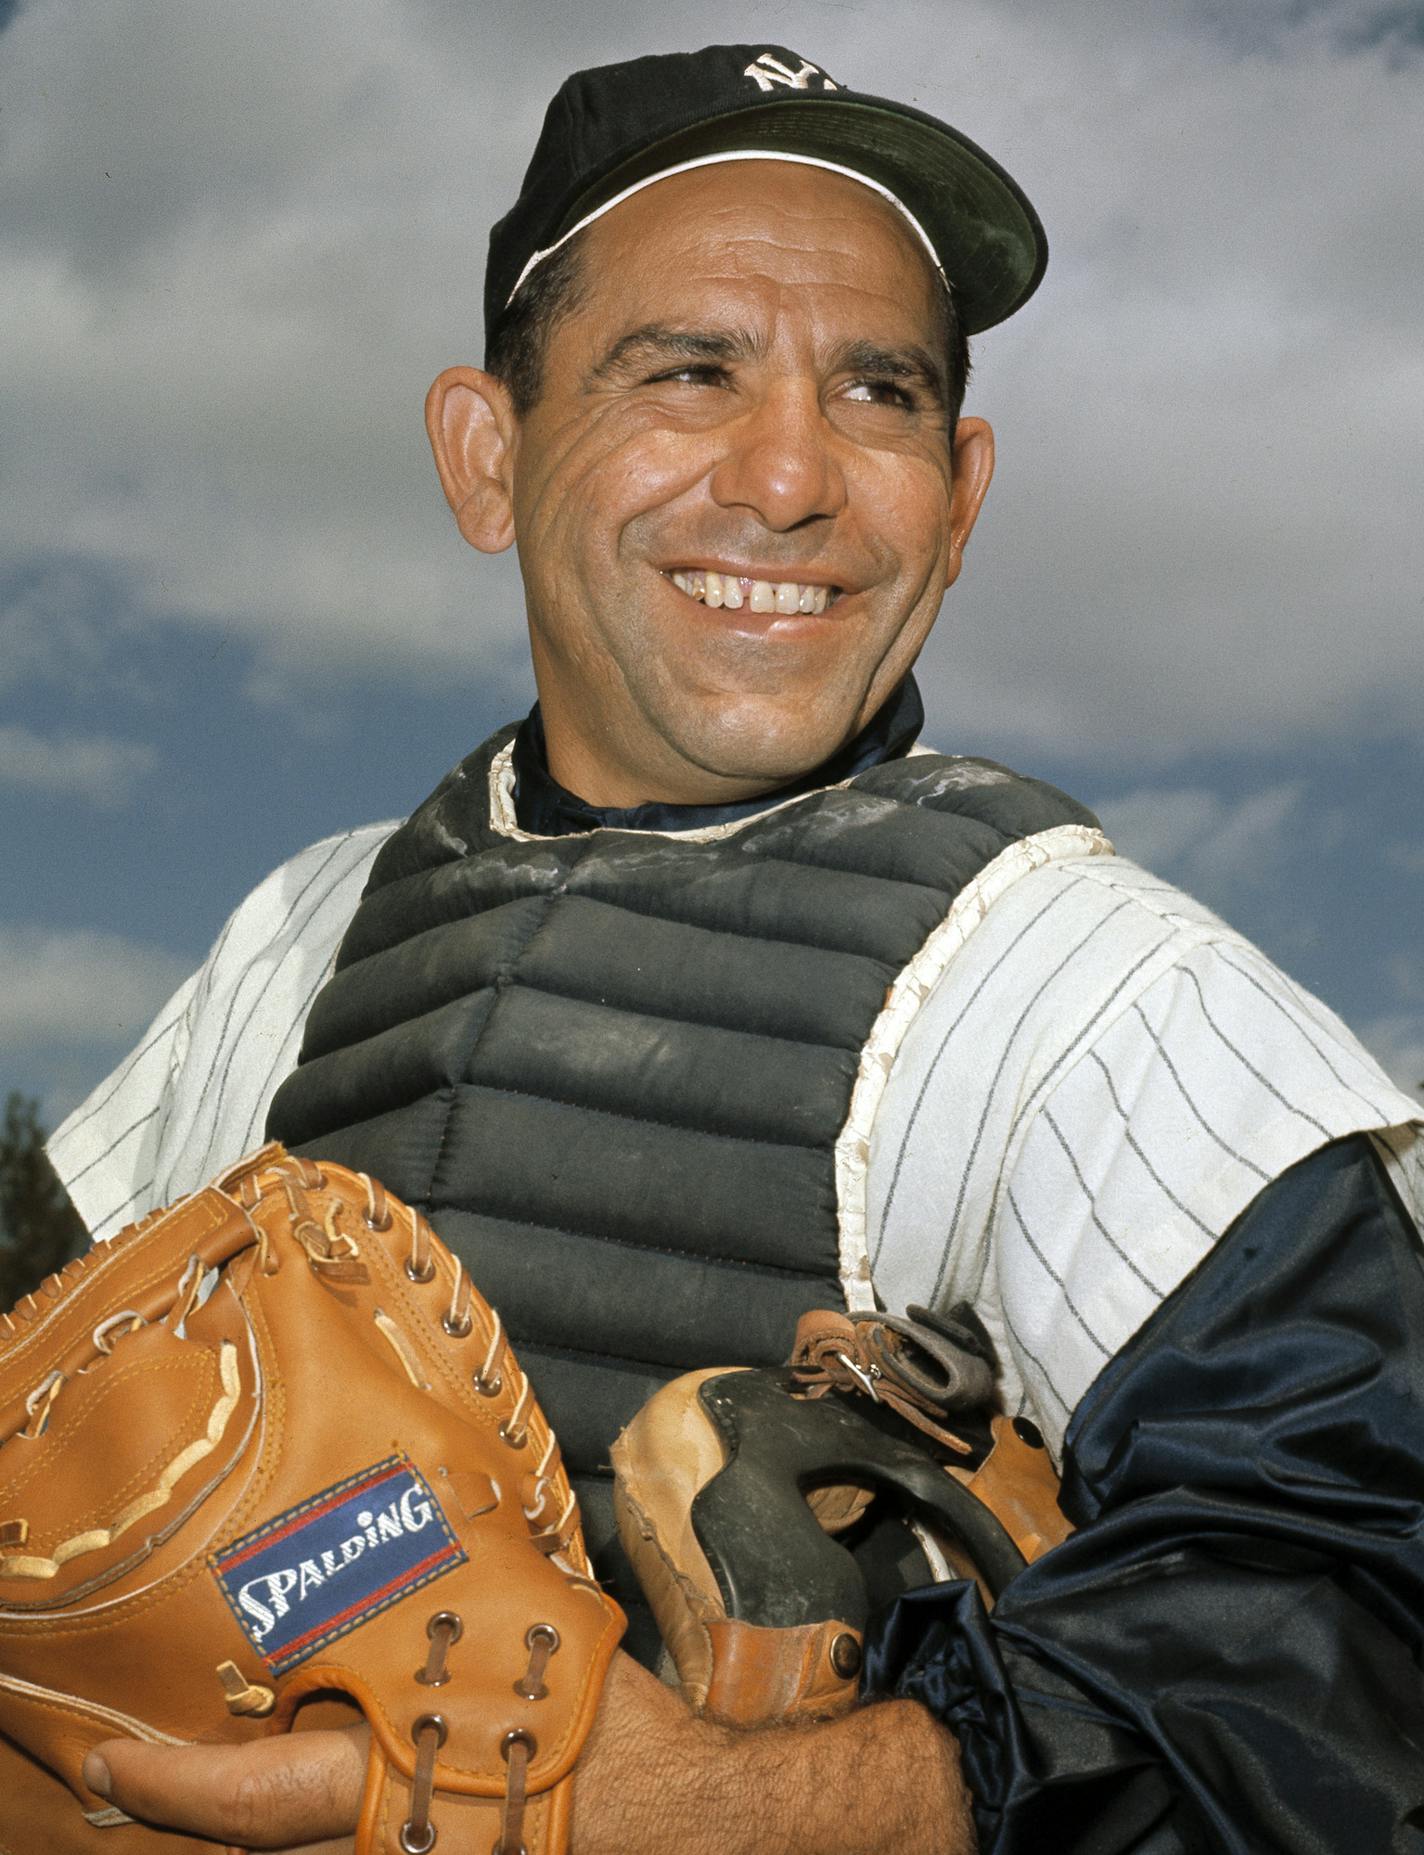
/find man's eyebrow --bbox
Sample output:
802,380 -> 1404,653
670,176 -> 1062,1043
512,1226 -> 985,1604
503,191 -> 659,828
584,324 -> 759,385
583,326 -> 948,405
832,339 -> 949,407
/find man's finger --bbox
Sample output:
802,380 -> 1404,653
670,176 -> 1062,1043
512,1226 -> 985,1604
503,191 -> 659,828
83,1725 -> 367,1849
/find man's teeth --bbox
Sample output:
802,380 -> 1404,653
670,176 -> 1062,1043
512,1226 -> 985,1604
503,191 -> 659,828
669,570 -> 835,614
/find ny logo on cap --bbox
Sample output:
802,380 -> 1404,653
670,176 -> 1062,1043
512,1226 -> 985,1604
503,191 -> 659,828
743,53 -> 841,93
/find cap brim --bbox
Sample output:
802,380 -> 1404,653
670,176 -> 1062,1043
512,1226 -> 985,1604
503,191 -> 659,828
555,93 -> 1047,335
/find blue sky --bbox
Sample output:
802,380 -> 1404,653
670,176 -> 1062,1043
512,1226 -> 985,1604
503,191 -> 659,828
2,0 -> 1420,1137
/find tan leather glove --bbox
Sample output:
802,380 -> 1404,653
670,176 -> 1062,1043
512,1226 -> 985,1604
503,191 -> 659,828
0,1142 -> 624,1855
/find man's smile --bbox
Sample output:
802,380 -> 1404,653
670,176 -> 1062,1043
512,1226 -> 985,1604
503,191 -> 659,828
662,568 -> 843,615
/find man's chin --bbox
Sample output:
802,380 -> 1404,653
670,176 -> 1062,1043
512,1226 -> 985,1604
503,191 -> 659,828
664,703 -> 867,796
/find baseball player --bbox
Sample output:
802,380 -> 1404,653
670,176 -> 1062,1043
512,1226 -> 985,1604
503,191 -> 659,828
52,44 -> 1424,1853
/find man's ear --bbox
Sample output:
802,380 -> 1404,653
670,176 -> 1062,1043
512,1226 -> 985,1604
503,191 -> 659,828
943,417 -> 995,591
424,366 -> 517,554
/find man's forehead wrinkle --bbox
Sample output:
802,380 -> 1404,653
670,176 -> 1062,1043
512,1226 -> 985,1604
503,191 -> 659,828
589,160 -> 936,282
684,218 -> 928,293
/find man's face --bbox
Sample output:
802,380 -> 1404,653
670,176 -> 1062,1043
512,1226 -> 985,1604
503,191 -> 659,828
502,160 -> 992,806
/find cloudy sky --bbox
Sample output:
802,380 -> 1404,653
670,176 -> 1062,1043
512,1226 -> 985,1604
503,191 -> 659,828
3,0 -> 1421,1143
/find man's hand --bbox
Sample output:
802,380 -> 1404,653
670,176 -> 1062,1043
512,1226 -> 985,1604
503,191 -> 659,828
83,1723 -> 368,1851
85,1653 -> 975,1854
573,1653 -> 977,1855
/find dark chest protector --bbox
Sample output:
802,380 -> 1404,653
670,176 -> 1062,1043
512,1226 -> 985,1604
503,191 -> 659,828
267,725 -> 1097,1627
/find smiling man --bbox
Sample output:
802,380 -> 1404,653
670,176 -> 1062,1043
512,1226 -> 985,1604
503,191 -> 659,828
51,42 -> 1424,1855
451,156 -> 989,811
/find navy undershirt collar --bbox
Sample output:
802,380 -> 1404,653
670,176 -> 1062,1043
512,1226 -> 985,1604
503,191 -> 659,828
511,676 -> 926,837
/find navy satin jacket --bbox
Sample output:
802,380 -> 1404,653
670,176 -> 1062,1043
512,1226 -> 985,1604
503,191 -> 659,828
867,1135 -> 1424,1852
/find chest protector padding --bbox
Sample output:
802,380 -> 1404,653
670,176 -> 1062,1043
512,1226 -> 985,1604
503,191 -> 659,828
267,728 -> 1095,1623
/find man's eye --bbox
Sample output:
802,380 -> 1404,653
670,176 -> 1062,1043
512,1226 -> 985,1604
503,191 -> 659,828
647,364 -> 728,387
843,378 -> 916,409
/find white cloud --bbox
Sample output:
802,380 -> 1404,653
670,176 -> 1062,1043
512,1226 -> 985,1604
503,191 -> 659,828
1092,779 -> 1306,903
1386,950 -> 1424,1003
0,0 -> 1420,754
0,725 -> 155,805
0,924 -> 190,1050
1357,1009 -> 1424,1105
1090,786 -> 1222,868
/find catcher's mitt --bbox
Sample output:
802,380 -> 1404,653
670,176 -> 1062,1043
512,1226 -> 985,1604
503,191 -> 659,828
0,1142 -> 624,1855
612,1306 -> 1069,1729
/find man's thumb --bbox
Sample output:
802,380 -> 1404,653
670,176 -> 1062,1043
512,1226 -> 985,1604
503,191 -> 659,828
83,1725 -> 367,1847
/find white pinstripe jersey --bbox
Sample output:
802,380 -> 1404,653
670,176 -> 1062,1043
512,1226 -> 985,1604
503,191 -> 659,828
50,816 -> 1422,1461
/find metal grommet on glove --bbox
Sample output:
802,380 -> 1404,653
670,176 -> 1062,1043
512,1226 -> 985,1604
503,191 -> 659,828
497,1730 -> 537,1855
416,1610 -> 464,1686
515,1623 -> 560,1699
401,1713 -> 449,1852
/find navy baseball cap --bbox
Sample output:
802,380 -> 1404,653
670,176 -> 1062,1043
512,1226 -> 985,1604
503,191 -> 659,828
485,44 -> 1048,342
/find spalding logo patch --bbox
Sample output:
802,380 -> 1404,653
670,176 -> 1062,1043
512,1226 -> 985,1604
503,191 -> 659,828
212,1456 -> 465,1674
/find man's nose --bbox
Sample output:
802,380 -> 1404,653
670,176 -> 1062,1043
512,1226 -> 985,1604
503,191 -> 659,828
707,383 -> 848,531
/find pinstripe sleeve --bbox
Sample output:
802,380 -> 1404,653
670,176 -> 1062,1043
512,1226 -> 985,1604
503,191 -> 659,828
47,823 -> 393,1239
867,853 -> 1423,1455
44,970 -> 200,1241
